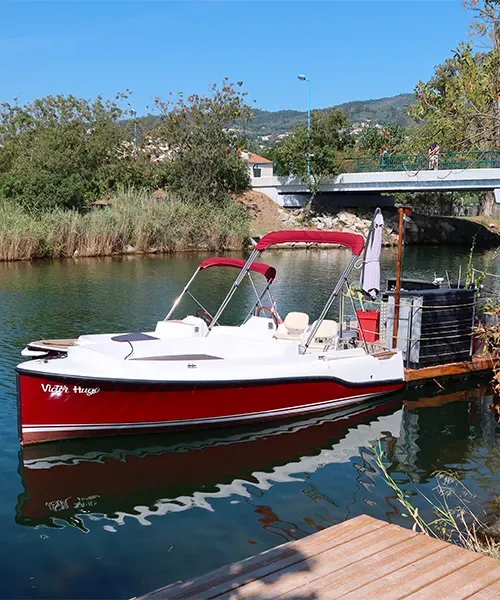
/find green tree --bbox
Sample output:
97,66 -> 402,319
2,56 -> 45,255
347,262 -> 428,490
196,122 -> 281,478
357,123 -> 405,154
406,1 -> 500,152
152,79 -> 251,204
0,94 -> 133,211
273,108 -> 353,194
408,44 -> 500,152
404,1 -> 500,214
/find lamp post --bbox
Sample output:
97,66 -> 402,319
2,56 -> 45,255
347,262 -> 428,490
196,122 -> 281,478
298,74 -> 311,176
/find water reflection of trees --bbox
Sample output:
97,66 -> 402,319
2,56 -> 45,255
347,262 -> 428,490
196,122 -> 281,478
388,388 -> 495,484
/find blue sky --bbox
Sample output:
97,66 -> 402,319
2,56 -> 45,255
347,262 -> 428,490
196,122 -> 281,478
1,1 -> 471,115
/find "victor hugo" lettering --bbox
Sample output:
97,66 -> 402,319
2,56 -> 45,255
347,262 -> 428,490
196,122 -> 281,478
41,384 -> 100,396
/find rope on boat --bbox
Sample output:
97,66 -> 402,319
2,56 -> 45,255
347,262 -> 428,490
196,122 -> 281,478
472,267 -> 500,280
361,330 -> 474,342
342,293 -> 480,310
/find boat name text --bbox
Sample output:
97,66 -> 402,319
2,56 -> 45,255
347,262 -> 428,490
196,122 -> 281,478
41,384 -> 100,396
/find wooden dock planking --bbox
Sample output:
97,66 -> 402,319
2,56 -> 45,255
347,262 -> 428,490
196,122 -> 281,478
272,534 -> 439,600
215,525 -> 421,599
468,580 -> 500,599
139,515 -> 500,600
403,559 -> 500,600
146,515 -> 385,600
336,544 -> 478,600
404,355 -> 493,383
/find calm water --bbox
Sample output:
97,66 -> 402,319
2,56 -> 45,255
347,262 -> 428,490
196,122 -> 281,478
1,247 -> 500,599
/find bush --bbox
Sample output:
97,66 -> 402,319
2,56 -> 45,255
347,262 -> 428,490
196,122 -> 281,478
0,95 -> 134,210
0,189 -> 250,261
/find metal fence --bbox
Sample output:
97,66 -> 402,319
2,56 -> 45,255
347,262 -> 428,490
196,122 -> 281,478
344,150 -> 500,173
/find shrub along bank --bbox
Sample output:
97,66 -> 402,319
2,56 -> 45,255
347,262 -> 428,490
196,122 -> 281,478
0,189 -> 250,261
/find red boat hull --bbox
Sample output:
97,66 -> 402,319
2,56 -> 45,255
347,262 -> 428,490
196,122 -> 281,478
17,372 -> 403,445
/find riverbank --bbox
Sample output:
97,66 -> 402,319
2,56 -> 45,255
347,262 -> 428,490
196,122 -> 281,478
0,190 -> 249,261
2,190 -> 499,262
280,204 -> 500,248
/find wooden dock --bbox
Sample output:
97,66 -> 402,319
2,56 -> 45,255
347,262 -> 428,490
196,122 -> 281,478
404,355 -> 493,384
139,515 -> 500,599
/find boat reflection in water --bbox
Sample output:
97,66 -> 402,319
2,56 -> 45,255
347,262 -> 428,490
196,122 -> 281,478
16,383 -> 495,532
16,397 -> 404,531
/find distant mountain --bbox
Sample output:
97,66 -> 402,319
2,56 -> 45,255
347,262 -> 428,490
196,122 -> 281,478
130,93 -> 415,143
246,93 -> 415,137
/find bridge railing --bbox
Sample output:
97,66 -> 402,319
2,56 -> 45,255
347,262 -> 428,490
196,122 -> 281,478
344,150 -> 500,173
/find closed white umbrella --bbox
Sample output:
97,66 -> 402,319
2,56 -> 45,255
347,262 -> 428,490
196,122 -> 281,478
361,208 -> 384,300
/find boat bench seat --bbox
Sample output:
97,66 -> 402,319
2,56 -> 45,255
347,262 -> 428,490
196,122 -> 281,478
274,312 -> 309,340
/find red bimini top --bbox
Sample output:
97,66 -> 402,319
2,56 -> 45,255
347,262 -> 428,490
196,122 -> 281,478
198,257 -> 276,282
255,230 -> 365,256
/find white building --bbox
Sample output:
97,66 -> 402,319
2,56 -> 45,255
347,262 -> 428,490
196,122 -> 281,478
240,150 -> 274,184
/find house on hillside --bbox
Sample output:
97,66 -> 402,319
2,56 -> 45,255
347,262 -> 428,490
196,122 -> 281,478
240,150 -> 274,183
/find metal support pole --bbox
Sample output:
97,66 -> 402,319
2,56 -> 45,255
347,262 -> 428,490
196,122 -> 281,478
208,248 -> 260,331
307,79 -> 311,177
392,206 -> 411,349
164,267 -> 200,320
244,280 -> 272,323
298,74 -> 311,178
303,254 -> 358,352
339,283 -> 345,341
406,298 -> 414,368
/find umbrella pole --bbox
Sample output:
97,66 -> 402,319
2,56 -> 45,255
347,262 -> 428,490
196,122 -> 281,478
392,206 -> 411,349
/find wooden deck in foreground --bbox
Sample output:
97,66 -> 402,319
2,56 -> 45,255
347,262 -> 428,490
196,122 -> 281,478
139,515 -> 500,599
405,355 -> 493,384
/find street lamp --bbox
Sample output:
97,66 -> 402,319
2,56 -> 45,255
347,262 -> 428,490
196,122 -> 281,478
298,74 -> 311,176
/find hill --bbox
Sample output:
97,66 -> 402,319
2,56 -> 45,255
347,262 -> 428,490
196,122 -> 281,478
129,93 -> 415,143
246,93 -> 415,137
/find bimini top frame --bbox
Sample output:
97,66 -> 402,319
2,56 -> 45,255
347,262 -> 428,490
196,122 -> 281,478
198,257 -> 276,282
164,257 -> 277,323
208,230 -> 366,351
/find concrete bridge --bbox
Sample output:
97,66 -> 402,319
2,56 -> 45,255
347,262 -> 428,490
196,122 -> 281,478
250,151 -> 500,207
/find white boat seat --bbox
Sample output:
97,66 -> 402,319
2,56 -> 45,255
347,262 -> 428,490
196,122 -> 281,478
274,312 -> 309,340
309,319 -> 339,342
301,319 -> 339,350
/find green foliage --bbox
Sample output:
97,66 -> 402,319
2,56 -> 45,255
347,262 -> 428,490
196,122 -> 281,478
373,442 -> 500,559
0,188 -> 249,261
0,94 -> 135,211
357,123 -> 405,154
151,79 -> 251,204
0,80 -> 252,213
272,108 -> 353,193
398,2 -> 500,215
407,44 -> 500,152
406,1 -> 500,154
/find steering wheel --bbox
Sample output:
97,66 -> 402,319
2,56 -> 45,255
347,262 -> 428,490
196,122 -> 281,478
256,306 -> 280,328
196,308 -> 213,325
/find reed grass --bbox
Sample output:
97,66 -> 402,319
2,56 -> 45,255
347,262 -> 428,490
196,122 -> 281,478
0,188 -> 250,261
373,442 -> 500,560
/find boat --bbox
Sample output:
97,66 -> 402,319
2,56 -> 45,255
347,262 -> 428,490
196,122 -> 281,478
21,256 -> 278,358
16,230 -> 405,445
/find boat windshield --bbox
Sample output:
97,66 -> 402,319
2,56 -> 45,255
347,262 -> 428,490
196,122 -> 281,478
164,257 -> 278,325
